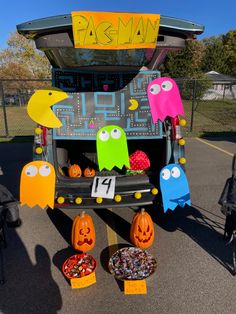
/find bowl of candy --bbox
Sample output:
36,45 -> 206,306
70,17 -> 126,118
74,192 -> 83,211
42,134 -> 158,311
62,253 -> 96,281
108,247 -> 157,281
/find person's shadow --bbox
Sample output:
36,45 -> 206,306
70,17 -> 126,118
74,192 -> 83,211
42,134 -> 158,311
46,208 -> 76,277
0,142 -> 32,199
0,225 -> 62,314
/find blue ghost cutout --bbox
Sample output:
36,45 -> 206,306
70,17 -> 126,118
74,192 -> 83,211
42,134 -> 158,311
160,163 -> 191,213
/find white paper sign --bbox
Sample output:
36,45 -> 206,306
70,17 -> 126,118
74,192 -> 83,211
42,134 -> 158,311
91,176 -> 116,199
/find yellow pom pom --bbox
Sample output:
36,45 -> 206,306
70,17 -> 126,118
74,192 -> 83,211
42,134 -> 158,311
179,157 -> 186,165
134,192 -> 142,200
75,197 -> 82,205
178,138 -> 186,146
96,197 -> 103,204
151,188 -> 158,195
114,194 -> 122,203
57,196 -> 65,204
179,119 -> 187,127
35,127 -> 42,135
35,147 -> 43,155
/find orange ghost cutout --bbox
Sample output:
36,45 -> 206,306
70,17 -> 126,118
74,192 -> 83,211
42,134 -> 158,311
20,161 -> 55,209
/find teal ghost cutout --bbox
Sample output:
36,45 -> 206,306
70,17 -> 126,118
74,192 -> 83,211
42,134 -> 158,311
96,125 -> 130,171
160,163 -> 191,213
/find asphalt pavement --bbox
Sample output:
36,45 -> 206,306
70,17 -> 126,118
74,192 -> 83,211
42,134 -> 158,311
0,138 -> 236,314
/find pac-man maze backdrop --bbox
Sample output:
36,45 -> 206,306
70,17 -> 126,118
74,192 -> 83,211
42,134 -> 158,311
52,70 -> 163,140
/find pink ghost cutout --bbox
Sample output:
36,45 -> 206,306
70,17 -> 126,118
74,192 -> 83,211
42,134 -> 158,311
147,77 -> 184,123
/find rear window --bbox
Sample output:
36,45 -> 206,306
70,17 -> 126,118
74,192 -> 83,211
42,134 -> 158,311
53,47 -> 156,68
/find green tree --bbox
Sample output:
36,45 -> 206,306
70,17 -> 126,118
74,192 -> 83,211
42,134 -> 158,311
161,40 -> 212,101
200,36 -> 229,73
161,40 -> 205,77
0,32 -> 51,79
223,30 -> 236,74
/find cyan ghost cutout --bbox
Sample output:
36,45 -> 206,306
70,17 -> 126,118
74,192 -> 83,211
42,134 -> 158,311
160,163 -> 191,213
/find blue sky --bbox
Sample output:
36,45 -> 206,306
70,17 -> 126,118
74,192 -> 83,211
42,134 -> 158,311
1,0 -> 235,48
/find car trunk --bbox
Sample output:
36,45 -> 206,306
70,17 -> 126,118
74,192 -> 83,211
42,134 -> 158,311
55,138 -> 166,177
17,12 -> 204,207
53,137 -> 166,208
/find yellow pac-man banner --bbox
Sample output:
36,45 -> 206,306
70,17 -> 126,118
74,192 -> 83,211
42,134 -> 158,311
71,11 -> 160,49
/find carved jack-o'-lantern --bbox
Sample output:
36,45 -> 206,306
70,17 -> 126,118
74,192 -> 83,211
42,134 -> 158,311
71,211 -> 96,252
83,167 -> 95,177
68,164 -> 82,178
130,208 -> 154,250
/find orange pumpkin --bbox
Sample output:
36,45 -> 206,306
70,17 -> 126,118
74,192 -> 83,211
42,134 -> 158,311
130,208 -> 154,250
68,164 -> 82,177
71,211 -> 96,252
83,167 -> 95,177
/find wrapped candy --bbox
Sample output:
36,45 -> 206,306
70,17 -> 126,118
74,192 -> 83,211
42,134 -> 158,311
108,247 -> 157,280
62,254 -> 96,279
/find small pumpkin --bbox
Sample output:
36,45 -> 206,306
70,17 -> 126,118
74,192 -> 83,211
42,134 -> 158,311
68,164 -> 82,178
71,211 -> 96,252
83,167 -> 95,177
130,208 -> 154,250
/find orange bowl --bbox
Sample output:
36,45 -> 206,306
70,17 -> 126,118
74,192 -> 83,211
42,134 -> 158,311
62,253 -> 96,280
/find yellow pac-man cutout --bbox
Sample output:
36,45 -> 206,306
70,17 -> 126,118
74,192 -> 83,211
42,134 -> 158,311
128,99 -> 139,111
20,161 -> 56,209
71,11 -> 160,49
27,88 -> 69,128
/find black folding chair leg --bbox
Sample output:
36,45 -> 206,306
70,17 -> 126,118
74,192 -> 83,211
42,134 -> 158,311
2,228 -> 6,248
0,246 -> 5,284
224,227 -> 227,239
233,232 -> 236,275
0,227 -> 6,284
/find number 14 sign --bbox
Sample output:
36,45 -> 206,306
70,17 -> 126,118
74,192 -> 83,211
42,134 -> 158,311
91,176 -> 116,199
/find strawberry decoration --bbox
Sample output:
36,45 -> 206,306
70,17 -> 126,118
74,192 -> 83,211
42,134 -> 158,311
128,150 -> 150,171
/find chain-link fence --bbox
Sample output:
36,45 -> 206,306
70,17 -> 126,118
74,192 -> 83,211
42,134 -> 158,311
0,78 -> 236,138
176,78 -> 236,136
0,79 -> 51,137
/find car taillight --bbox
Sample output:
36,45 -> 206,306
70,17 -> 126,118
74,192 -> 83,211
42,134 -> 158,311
34,126 -> 47,146
42,127 -> 47,146
171,116 -> 182,140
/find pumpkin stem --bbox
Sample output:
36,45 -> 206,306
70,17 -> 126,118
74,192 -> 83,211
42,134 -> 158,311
80,211 -> 86,218
140,208 -> 145,214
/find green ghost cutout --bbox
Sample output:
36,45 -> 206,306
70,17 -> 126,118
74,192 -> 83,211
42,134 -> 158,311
96,125 -> 130,171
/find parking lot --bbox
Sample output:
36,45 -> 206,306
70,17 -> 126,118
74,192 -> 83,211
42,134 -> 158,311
0,137 -> 236,314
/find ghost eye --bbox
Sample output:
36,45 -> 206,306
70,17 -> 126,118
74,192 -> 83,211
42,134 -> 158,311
161,80 -> 173,92
39,164 -> 51,177
161,169 -> 170,180
149,84 -> 161,95
111,128 -> 121,139
171,166 -> 181,178
99,130 -> 110,141
25,165 -> 38,177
